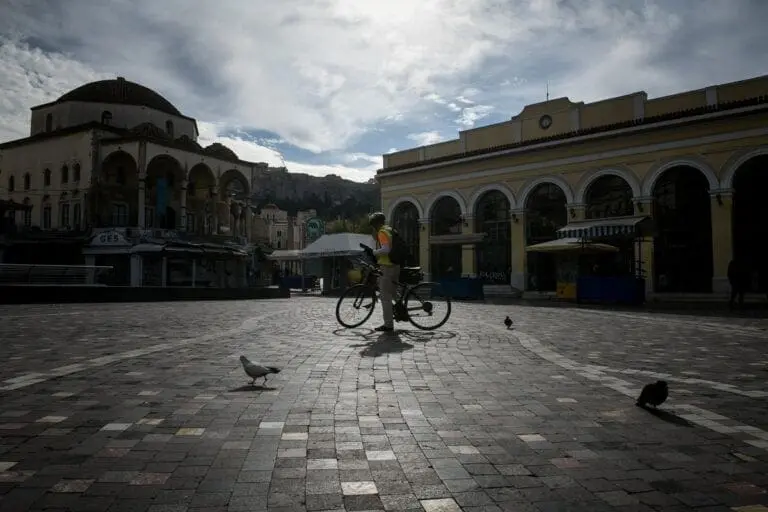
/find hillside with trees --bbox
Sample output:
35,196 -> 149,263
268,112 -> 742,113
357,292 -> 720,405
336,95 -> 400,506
251,167 -> 379,221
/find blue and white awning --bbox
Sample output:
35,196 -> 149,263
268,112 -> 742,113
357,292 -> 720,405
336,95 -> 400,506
556,216 -> 652,239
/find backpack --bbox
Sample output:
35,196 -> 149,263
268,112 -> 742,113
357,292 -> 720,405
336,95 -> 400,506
387,227 -> 411,266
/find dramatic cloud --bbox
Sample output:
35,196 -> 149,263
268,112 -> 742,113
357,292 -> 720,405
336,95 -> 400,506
407,131 -> 445,146
2,0 -> 767,182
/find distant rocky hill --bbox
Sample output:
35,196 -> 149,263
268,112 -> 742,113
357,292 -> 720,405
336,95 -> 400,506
251,167 -> 380,220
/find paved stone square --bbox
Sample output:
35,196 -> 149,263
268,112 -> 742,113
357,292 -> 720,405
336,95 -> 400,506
1,297 -> 767,512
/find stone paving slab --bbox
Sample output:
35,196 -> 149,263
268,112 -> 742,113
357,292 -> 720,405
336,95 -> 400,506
0,298 -> 767,511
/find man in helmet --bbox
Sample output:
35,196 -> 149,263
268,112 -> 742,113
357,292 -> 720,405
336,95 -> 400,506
368,211 -> 398,332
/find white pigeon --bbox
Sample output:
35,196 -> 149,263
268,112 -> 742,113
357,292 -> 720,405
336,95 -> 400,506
239,355 -> 281,386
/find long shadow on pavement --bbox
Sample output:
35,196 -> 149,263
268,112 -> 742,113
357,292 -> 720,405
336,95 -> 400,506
350,331 -> 414,357
228,384 -> 278,392
639,405 -> 694,427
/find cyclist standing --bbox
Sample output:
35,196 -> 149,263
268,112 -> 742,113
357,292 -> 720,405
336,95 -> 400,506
369,211 -> 398,332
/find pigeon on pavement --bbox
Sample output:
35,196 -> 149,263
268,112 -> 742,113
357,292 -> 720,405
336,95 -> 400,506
636,380 -> 668,408
239,355 -> 281,386
504,316 -> 513,329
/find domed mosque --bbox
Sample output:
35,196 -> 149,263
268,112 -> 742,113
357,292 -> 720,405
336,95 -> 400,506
0,76 -> 274,289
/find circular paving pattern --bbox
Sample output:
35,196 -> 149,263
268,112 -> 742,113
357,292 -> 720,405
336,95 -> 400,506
0,297 -> 767,511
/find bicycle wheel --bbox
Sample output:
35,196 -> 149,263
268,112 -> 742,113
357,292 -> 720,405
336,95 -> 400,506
335,284 -> 377,328
403,281 -> 451,330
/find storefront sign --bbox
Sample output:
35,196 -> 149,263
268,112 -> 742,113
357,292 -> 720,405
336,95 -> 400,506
92,230 -> 129,246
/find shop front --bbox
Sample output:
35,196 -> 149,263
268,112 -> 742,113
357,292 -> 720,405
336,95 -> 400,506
83,228 -> 248,287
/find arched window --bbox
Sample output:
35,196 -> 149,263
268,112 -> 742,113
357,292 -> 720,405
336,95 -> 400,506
8,176 -> 14,192
73,203 -> 82,230
61,165 -> 69,184
101,111 -> 113,125
22,198 -> 32,227
45,113 -> 53,132
43,168 -> 51,187
23,173 -> 31,191
42,198 -> 52,229
585,175 -> 633,219
59,193 -> 70,228
73,163 -> 81,182
166,120 -> 174,137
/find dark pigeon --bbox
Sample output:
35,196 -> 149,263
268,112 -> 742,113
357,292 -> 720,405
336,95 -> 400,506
636,380 -> 668,408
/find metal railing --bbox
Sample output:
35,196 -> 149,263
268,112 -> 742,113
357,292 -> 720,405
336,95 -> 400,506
0,264 -> 113,286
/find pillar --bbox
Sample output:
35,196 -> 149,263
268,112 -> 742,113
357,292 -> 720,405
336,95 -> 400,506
419,219 -> 430,281
510,209 -> 526,291
130,254 -> 143,287
710,190 -> 733,294
179,180 -> 187,232
211,187 -> 220,234
138,179 -> 146,228
161,257 -> 167,287
85,255 -> 96,284
137,141 -> 147,228
245,200 -> 252,241
460,216 -> 475,277
191,258 -> 196,288
239,259 -> 248,287
568,203 -> 586,222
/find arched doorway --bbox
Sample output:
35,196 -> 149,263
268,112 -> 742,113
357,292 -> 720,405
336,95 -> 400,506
392,201 -> 420,266
97,151 -> 139,227
584,174 -> 635,276
219,170 -> 250,236
474,191 -> 511,284
732,155 -> 768,293
430,196 -> 463,279
187,164 -> 216,235
652,166 -> 712,292
146,155 -> 184,229
525,183 -> 567,291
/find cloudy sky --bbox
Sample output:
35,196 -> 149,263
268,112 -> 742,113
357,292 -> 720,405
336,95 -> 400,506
1,0 -> 767,182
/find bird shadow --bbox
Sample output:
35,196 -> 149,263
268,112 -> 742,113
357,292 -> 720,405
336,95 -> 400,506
638,405 -> 693,427
228,384 -> 277,392
350,331 -> 414,357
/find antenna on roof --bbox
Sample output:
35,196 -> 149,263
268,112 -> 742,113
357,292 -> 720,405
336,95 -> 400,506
546,80 -> 549,101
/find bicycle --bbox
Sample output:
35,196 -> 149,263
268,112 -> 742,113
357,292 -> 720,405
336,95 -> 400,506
335,244 -> 452,331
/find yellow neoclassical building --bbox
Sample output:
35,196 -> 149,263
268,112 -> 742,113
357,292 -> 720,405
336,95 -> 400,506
378,74 -> 768,298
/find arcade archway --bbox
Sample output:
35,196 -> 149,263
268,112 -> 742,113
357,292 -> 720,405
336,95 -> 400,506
652,166 -> 712,292
430,196 -> 463,279
732,155 -> 768,293
146,155 -> 184,229
474,190 -> 511,284
525,183 -> 567,291
391,201 -> 420,266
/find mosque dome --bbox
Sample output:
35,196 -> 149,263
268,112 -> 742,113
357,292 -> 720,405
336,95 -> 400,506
55,77 -> 182,116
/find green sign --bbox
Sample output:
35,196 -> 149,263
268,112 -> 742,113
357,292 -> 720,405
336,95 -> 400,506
305,217 -> 325,243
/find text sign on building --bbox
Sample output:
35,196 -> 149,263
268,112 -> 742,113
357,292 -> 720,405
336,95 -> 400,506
305,217 -> 325,243
92,229 -> 129,246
